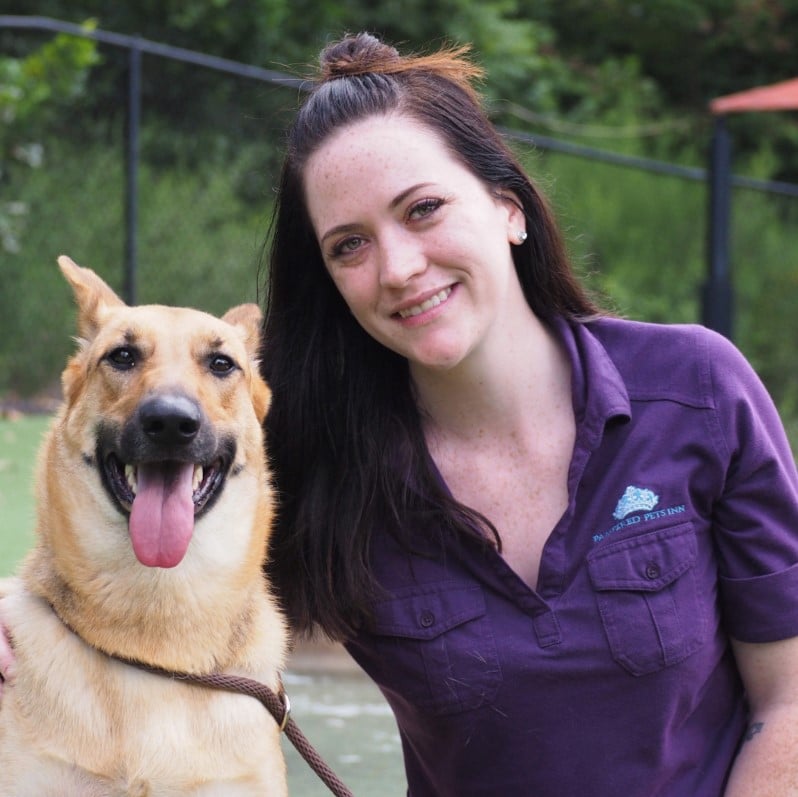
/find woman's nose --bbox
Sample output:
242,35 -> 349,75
377,232 -> 426,287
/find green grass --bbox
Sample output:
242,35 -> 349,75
0,415 -> 50,576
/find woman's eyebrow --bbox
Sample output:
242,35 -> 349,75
319,222 -> 360,247
319,183 -> 436,246
389,183 -> 434,210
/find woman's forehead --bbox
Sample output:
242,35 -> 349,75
304,115 -> 458,196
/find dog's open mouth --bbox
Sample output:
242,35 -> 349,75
104,454 -> 227,516
102,453 -> 231,569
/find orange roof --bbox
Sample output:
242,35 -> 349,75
711,77 -> 798,114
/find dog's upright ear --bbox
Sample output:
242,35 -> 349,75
222,303 -> 271,421
58,255 -> 126,342
221,303 -> 262,357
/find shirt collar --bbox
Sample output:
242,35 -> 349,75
551,315 -> 631,445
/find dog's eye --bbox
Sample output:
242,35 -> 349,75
209,354 -> 236,376
106,346 -> 137,371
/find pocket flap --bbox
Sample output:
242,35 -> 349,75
371,584 -> 486,640
588,523 -> 696,592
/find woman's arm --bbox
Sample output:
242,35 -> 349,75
725,636 -> 798,795
0,580 -> 17,699
0,626 -> 12,700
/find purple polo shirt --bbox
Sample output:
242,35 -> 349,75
344,316 -> 798,797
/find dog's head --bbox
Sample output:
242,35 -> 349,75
47,256 -> 272,572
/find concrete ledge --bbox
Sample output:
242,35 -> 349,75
286,637 -> 362,675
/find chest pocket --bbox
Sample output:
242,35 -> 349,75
587,523 -> 707,676
368,583 -> 502,716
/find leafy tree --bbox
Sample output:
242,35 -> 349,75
0,21 -> 98,252
0,25 -> 97,395
536,0 -> 798,175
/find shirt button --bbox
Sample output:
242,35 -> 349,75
645,563 -> 661,580
419,610 -> 435,628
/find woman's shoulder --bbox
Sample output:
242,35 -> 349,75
583,316 -> 754,406
587,315 -> 734,357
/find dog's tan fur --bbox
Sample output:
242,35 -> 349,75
0,257 -> 289,796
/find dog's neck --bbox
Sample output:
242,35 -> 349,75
24,551 -> 263,675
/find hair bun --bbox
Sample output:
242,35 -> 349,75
319,33 -> 401,80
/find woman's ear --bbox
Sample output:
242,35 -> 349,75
493,190 -> 526,245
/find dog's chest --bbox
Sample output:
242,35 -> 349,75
0,592 -> 287,796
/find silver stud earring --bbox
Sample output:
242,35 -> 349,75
516,230 -> 528,244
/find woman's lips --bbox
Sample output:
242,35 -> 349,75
396,286 -> 453,319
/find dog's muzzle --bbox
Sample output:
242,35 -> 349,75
97,392 -> 235,569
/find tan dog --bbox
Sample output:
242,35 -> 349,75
0,257 -> 288,796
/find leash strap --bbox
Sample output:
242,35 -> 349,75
135,664 -> 355,797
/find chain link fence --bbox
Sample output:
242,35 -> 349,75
2,17 -> 797,443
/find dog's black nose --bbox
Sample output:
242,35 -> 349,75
139,394 -> 202,446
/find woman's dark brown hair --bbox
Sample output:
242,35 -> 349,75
261,33 -> 599,639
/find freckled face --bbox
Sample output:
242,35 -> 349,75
303,113 -> 526,372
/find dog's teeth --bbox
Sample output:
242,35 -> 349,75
125,464 -> 137,495
192,465 -> 203,492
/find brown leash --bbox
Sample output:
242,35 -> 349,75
131,662 -> 355,797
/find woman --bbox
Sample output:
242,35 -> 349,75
3,31 -> 798,795
260,33 -> 798,796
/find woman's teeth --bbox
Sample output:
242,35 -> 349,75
398,287 -> 452,319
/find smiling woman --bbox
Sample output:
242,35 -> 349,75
258,32 -> 798,797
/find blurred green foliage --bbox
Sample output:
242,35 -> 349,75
1,22 -> 99,252
1,1 -> 797,444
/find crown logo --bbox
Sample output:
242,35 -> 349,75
613,486 -> 659,520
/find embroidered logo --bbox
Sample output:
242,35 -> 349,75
612,486 -> 659,520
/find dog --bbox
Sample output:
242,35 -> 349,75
0,257 -> 289,796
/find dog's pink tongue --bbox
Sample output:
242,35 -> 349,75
129,461 -> 195,568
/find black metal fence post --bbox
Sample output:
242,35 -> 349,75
703,115 -> 734,338
124,38 -> 141,305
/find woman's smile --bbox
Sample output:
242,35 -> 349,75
395,285 -> 455,320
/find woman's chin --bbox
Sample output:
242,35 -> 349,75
407,344 -> 470,373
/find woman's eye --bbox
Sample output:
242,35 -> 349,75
106,346 -> 137,371
209,354 -> 236,375
330,236 -> 365,258
408,197 -> 444,221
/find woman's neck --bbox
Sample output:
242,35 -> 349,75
411,310 -> 572,445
